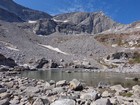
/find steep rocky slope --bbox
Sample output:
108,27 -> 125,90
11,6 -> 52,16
53,12 -> 118,34
0,8 -> 23,22
0,0 -> 51,21
0,20 -> 114,69
0,0 -> 139,70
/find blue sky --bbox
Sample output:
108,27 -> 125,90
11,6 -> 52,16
14,0 -> 140,24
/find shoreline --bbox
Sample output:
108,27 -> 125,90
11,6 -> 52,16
0,71 -> 140,105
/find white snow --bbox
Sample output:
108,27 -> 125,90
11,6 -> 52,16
135,26 -> 140,29
0,41 -> 19,51
38,44 -> 69,55
112,44 -> 118,47
52,18 -> 69,23
6,46 -> 19,51
28,20 -> 37,24
63,20 -> 69,23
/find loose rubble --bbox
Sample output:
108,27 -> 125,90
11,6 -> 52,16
0,72 -> 140,105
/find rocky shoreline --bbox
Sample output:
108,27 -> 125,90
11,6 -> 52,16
0,71 -> 140,105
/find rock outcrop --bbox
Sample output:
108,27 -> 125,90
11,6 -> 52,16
0,54 -> 17,67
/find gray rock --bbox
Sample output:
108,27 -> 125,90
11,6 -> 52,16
33,98 -> 50,105
0,54 -> 17,68
132,85 -> 140,92
0,92 -> 10,100
4,81 -> 14,88
70,79 -> 83,91
102,91 -> 111,98
132,85 -> 140,97
51,99 -> 75,105
0,88 -> 7,94
52,87 -> 65,93
44,82 -> 51,89
98,81 -> 110,88
49,80 -> 55,85
110,85 -> 128,93
25,87 -> 40,94
10,98 -> 20,104
0,99 -> 10,105
56,80 -> 67,87
35,58 -> 49,68
53,12 -> 118,35
80,91 -> 99,100
91,98 -> 112,105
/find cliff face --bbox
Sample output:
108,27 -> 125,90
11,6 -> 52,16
53,12 -> 118,34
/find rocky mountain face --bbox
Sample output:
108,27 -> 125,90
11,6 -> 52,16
0,0 -> 139,70
0,8 -> 23,22
0,0 -> 119,35
53,12 -> 118,34
33,12 -> 118,35
0,0 -> 51,21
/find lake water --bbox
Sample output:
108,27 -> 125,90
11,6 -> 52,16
19,69 -> 140,87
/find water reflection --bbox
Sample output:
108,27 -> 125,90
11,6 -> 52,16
20,70 -> 140,87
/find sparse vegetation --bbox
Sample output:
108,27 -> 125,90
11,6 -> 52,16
119,92 -> 133,97
129,51 -> 140,64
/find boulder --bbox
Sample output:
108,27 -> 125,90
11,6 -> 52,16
49,60 -> 58,68
44,82 -> 51,89
4,81 -> 14,88
0,92 -> 10,100
25,87 -> 40,94
98,81 -> 110,88
69,79 -> 83,91
80,91 -> 99,100
50,99 -> 75,105
52,87 -> 65,93
132,85 -> 140,92
110,85 -> 128,93
111,52 -> 128,60
0,66 -> 10,71
102,91 -> 111,98
35,58 -> 49,68
56,80 -> 67,87
0,99 -> 10,105
49,80 -> 55,85
91,98 -> 112,105
0,54 -> 17,67
33,98 -> 50,105
0,88 -> 7,94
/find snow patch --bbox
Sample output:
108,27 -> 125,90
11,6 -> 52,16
53,18 -> 69,23
6,46 -> 19,51
63,20 -> 69,23
0,41 -> 19,51
112,44 -> 118,47
28,20 -> 37,24
38,44 -> 69,55
135,26 -> 140,29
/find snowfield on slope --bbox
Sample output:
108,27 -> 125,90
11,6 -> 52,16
0,41 -> 20,51
38,44 -> 69,55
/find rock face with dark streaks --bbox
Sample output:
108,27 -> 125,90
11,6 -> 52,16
53,12 -> 118,35
0,54 -> 17,67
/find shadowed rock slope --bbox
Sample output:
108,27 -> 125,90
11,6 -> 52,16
0,0 -> 51,21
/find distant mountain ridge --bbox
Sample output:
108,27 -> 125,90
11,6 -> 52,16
0,0 -> 51,21
0,0 -> 120,35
